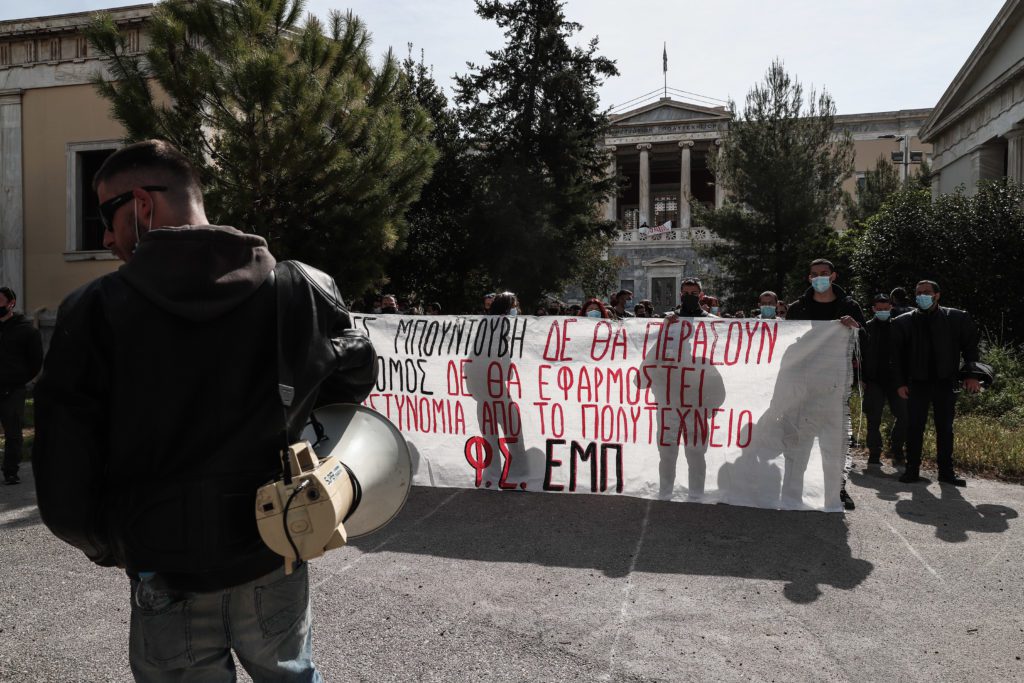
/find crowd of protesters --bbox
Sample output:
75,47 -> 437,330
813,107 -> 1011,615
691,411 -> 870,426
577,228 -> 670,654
353,257 -> 988,508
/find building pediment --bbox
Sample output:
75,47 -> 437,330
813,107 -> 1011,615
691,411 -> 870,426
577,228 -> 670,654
641,257 -> 687,268
611,98 -> 731,127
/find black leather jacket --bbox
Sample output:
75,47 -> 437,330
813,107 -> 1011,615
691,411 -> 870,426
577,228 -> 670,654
890,306 -> 979,386
33,226 -> 375,591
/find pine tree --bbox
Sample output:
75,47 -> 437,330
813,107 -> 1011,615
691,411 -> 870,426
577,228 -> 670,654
698,60 -> 854,303
454,0 -> 619,308
386,47 -> 479,311
87,0 -> 436,295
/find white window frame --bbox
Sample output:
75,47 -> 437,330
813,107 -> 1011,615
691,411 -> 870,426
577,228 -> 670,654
65,140 -> 123,261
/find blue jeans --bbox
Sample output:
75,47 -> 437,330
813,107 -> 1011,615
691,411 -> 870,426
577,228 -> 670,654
129,562 -> 322,682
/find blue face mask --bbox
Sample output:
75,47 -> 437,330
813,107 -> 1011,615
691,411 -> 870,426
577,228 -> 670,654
759,305 -> 776,319
508,308 -> 518,316
874,310 -> 891,321
710,306 -> 720,315
915,294 -> 934,310
811,275 -> 831,293
586,309 -> 602,318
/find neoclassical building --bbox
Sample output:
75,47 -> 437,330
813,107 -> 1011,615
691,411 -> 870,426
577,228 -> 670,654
0,2 -> 940,321
919,0 -> 1024,195
601,98 -> 933,312
0,4 -> 152,327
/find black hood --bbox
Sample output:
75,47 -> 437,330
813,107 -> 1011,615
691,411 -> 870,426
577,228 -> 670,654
118,225 -> 276,322
801,282 -> 850,302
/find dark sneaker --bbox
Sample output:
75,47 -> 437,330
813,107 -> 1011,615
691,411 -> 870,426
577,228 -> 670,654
3,474 -> 20,485
938,474 -> 967,487
867,450 -> 882,465
840,488 -> 855,510
899,470 -> 922,484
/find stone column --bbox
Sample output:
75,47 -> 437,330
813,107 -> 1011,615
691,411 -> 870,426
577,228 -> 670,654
713,139 -> 725,208
638,143 -> 652,228
1006,126 -> 1024,185
678,140 -> 693,230
603,146 -> 618,222
0,90 -> 24,310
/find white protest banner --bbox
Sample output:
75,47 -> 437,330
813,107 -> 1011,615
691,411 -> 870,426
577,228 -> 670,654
352,315 -> 854,512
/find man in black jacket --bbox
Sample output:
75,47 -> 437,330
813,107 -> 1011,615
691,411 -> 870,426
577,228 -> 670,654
786,258 -> 864,510
891,280 -> 980,486
0,287 -> 43,485
33,141 -> 375,681
861,294 -> 906,465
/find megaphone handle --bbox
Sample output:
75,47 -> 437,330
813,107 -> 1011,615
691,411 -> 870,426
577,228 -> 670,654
282,478 -> 311,562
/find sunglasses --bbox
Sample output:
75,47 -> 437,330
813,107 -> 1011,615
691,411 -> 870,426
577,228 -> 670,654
98,186 -> 167,232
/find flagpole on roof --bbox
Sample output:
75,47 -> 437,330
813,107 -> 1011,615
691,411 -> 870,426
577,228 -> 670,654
662,43 -> 667,98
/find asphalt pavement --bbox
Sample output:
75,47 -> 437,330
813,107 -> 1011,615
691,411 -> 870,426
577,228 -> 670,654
2,457 -> 1022,682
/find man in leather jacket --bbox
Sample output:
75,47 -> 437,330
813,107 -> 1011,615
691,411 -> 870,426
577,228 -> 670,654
32,140 -> 375,681
891,279 -> 980,486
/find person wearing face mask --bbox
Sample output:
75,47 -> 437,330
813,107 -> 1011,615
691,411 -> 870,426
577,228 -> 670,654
379,294 -> 399,314
890,280 -> 981,486
784,258 -> 864,511
580,298 -> 610,319
489,291 -> 520,316
0,287 -> 43,485
756,291 -> 779,319
666,278 -> 719,319
785,259 -> 865,329
860,294 -> 907,466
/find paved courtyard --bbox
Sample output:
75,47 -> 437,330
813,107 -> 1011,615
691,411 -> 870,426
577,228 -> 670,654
2,457 -> 1023,682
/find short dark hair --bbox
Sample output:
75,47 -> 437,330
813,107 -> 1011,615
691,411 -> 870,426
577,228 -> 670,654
916,279 -> 940,293
427,302 -> 442,314
93,139 -> 203,206
809,258 -> 834,273
872,293 -> 891,304
890,286 -> 908,301
680,277 -> 702,290
0,287 -> 15,302
490,291 -> 518,315
758,290 -> 778,302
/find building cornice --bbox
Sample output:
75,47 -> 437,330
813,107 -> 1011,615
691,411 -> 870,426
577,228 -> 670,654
919,0 -> 1024,142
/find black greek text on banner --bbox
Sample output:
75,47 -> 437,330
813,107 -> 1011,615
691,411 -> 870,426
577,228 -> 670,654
352,315 -> 855,512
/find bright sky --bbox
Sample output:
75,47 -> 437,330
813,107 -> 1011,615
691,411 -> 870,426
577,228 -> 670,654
5,0 -> 1006,114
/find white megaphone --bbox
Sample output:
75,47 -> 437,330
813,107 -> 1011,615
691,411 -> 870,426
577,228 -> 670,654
255,404 -> 412,573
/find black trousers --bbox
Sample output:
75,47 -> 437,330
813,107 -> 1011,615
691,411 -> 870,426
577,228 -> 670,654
0,387 -> 27,477
905,379 -> 958,476
862,382 -> 907,456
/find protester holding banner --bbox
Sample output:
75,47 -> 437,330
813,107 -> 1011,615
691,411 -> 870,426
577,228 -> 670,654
861,294 -> 906,466
891,280 -> 981,486
785,258 -> 864,510
786,259 -> 865,329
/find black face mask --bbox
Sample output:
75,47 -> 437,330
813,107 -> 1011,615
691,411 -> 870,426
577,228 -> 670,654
680,294 -> 702,314
381,306 -> 398,314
